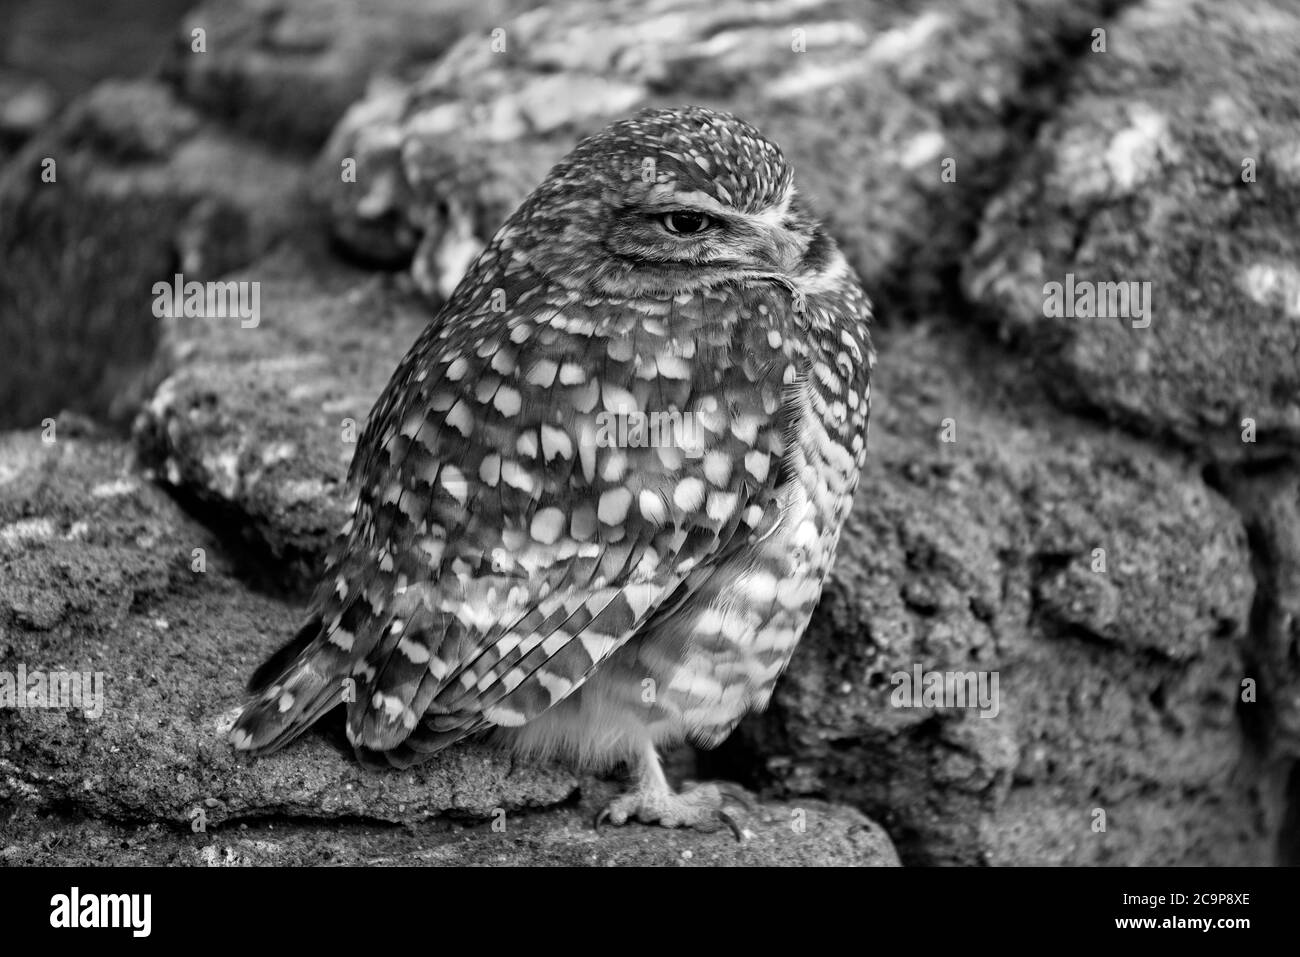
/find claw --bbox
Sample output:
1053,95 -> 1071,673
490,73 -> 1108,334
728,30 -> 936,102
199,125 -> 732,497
593,779 -> 750,838
716,809 -> 745,842
715,783 -> 755,812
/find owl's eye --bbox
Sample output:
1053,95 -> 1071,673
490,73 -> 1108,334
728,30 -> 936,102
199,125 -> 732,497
660,211 -> 713,235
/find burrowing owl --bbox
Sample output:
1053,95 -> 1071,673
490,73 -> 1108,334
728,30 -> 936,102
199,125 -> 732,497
232,106 -> 874,834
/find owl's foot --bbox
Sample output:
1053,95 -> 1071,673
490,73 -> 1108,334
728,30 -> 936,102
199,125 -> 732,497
594,779 -> 753,841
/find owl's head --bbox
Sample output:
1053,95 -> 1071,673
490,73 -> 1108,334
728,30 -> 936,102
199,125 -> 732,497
511,106 -> 824,297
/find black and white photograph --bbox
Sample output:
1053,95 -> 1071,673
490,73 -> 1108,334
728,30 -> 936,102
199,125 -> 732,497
0,0 -> 1293,918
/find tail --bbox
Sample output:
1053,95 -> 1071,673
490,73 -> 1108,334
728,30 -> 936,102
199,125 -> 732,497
230,615 -> 347,756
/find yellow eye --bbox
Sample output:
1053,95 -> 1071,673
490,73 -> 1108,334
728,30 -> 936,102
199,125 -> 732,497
661,211 -> 712,235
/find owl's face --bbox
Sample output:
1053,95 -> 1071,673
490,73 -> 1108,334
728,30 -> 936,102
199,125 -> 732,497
513,106 -> 823,298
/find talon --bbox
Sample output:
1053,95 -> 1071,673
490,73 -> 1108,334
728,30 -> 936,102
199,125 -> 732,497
593,808 -> 611,831
716,809 -> 745,842
715,783 -> 755,812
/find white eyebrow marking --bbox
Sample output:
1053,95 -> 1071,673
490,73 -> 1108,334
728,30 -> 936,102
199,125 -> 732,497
751,183 -> 794,225
652,181 -> 794,228
644,185 -> 731,214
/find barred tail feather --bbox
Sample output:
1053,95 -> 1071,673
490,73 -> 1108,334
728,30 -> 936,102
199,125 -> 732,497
230,615 -> 347,756
248,617 -> 319,693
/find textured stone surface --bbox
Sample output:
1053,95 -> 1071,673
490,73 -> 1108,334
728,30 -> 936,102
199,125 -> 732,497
318,0 -> 1114,306
0,79 -> 307,429
170,0 -> 540,150
134,246 -> 430,582
0,433 -> 576,826
0,797 -> 899,866
964,0 -> 1300,458
1,0 -> 193,103
713,321 -> 1278,865
1213,464 -> 1300,759
0,70 -> 57,162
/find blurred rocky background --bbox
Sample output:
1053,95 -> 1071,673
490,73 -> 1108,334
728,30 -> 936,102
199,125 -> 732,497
1,0 -> 1296,866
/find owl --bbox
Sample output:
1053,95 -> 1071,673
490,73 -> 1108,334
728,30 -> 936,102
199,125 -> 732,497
232,105 -> 874,836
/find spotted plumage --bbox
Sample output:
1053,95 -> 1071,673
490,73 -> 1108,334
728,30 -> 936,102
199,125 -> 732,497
232,106 -> 874,832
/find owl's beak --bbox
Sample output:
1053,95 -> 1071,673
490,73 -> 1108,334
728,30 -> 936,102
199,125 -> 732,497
762,223 -> 812,277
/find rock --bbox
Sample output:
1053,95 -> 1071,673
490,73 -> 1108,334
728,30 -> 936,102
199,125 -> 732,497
0,70 -> 57,160
2,0 -> 194,103
0,79 -> 308,430
963,0 -> 1300,459
317,0 -> 1114,306
134,246 -> 432,582
1212,464 -> 1300,758
169,0 -> 541,150
0,797 -> 899,866
0,432 -> 577,827
714,322 -> 1280,865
